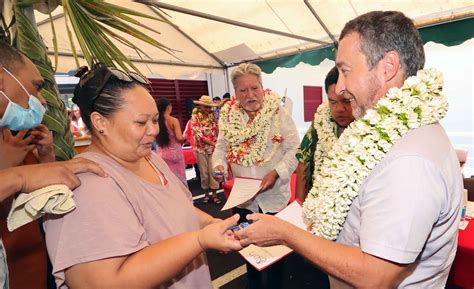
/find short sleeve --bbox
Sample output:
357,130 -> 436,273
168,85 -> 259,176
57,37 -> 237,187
44,172 -> 149,276
296,120 -> 317,164
359,155 -> 445,263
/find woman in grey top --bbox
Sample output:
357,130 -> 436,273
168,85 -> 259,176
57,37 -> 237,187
44,64 -> 241,289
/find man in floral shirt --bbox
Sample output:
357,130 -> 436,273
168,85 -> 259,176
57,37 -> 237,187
295,67 -> 354,201
191,95 -> 221,204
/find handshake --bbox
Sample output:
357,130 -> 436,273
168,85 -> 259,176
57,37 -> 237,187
197,212 -> 287,254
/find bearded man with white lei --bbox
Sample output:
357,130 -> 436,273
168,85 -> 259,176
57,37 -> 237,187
235,11 -> 463,288
212,63 -> 299,289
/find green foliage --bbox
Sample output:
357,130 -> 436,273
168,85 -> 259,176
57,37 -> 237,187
61,0 -> 174,74
4,0 -> 174,161
14,4 -> 76,160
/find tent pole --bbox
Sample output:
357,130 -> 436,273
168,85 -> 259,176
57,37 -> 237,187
146,6 -> 226,70
139,1 -> 330,45
36,12 -> 63,27
304,0 -> 338,46
224,66 -> 230,93
46,51 -> 223,69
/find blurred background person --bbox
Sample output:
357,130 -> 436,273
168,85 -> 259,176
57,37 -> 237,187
183,108 -> 201,183
212,96 -> 221,120
67,108 -> 82,138
155,97 -> 187,187
70,104 -> 88,137
191,95 -> 221,204
220,92 -> 231,108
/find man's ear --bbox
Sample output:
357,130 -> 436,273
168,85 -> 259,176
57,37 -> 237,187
90,111 -> 108,135
382,51 -> 400,83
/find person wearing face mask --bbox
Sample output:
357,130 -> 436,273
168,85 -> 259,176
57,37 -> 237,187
0,53 -> 54,170
0,42 -> 106,289
212,63 -> 299,289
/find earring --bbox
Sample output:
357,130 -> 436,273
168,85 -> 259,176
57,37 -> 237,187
99,129 -> 104,134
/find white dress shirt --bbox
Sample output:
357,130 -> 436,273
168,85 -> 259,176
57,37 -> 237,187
213,106 -> 299,213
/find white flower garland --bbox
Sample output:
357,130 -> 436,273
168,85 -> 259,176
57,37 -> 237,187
303,69 -> 448,240
311,102 -> 339,180
219,91 -> 282,166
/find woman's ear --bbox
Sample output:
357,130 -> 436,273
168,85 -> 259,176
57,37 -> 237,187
90,111 -> 108,135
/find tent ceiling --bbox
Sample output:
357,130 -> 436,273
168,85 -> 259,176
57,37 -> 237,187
33,1 -> 473,78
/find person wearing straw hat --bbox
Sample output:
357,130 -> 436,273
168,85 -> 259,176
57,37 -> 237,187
191,95 -> 222,204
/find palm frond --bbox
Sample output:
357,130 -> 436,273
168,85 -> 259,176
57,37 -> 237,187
14,4 -> 75,161
61,0 -> 175,74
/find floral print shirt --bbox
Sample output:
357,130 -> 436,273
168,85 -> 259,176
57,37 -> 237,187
296,120 -> 340,191
190,108 -> 218,155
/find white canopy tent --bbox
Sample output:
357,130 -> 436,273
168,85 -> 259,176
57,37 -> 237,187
32,0 -> 473,79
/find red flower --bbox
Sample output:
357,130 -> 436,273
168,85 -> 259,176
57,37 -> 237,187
272,134 -> 283,143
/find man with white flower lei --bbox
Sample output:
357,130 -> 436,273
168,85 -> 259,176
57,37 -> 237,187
295,66 -> 354,203
212,63 -> 299,289
234,11 -> 463,288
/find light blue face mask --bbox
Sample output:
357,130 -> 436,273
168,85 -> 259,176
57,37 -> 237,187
0,68 -> 46,131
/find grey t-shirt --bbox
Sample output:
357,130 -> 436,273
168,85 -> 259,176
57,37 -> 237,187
332,124 -> 463,288
44,152 -> 212,289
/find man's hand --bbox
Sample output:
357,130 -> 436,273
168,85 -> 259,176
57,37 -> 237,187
211,165 -> 225,182
234,213 -> 288,247
0,128 -> 35,169
28,124 -> 55,163
259,170 -> 279,193
197,214 -> 243,253
17,157 -> 106,193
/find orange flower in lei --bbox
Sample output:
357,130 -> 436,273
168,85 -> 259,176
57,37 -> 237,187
219,90 -> 283,166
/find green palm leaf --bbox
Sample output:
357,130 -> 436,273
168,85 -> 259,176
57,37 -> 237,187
6,0 -> 175,162
14,3 -> 76,161
61,0 -> 175,74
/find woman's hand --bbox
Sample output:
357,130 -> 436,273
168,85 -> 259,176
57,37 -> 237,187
197,214 -> 243,253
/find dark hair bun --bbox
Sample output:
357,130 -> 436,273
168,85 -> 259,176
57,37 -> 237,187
72,64 -> 112,114
74,66 -> 89,78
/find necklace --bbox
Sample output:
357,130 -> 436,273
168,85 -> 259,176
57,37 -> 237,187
303,69 -> 448,240
219,90 -> 283,166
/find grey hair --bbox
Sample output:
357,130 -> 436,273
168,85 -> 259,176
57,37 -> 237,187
231,63 -> 263,88
339,11 -> 425,77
